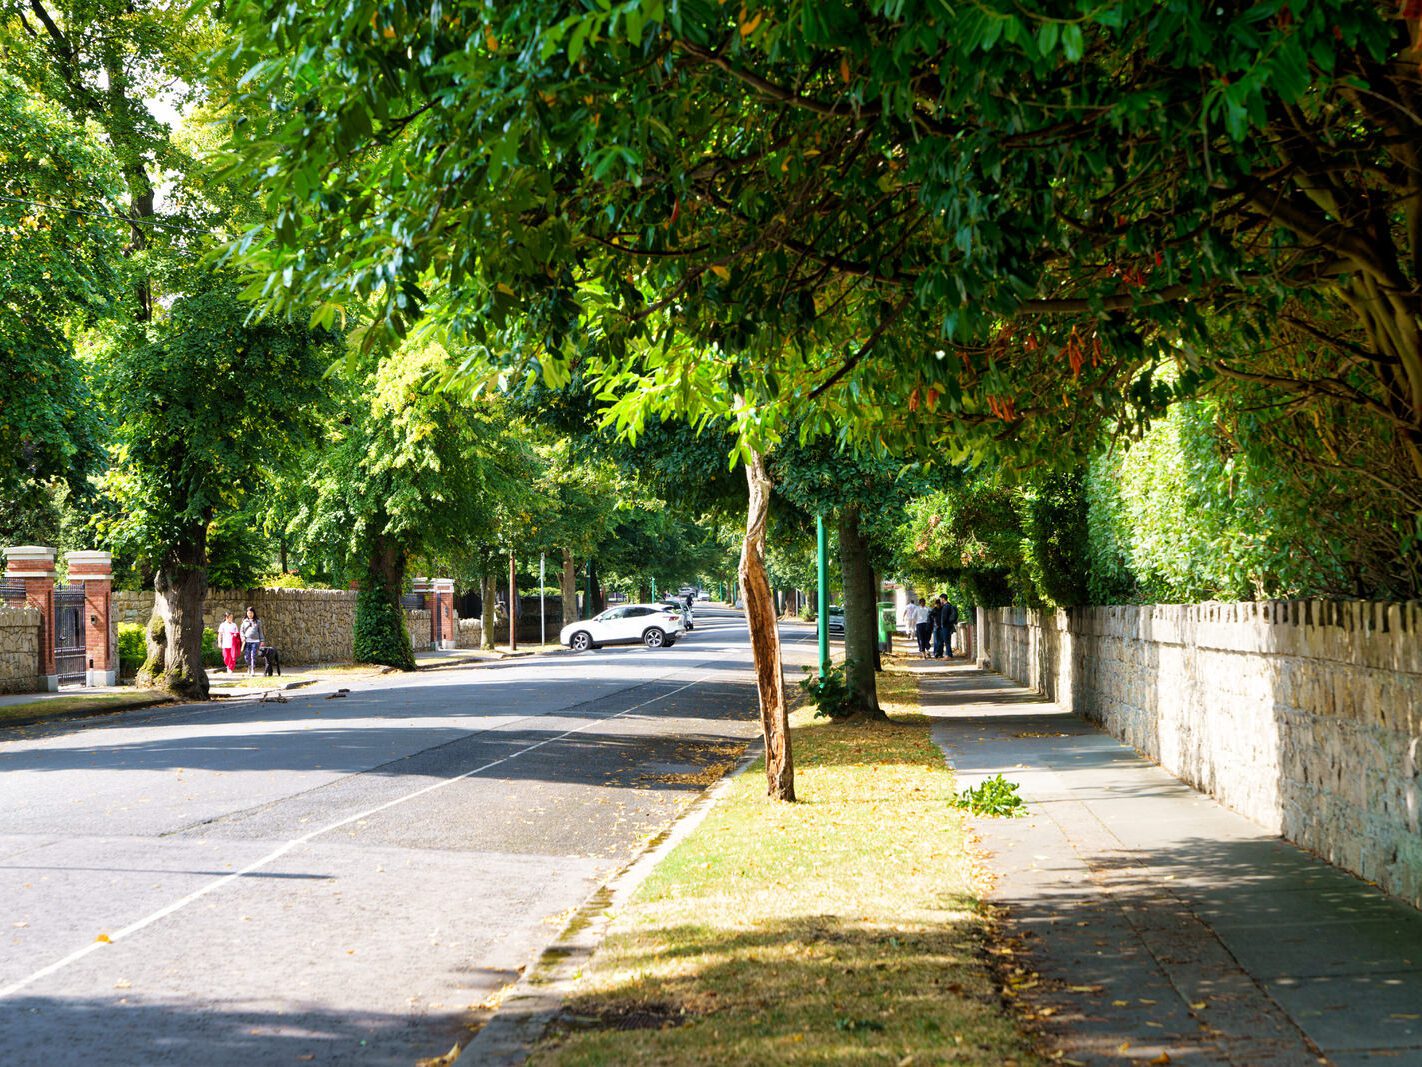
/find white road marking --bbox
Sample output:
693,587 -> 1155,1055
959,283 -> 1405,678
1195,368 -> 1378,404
0,671 -> 713,999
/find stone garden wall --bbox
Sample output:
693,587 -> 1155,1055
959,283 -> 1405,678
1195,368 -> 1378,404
112,589 -> 457,664
456,617 -> 482,649
0,607 -> 41,694
115,589 -> 364,666
404,609 -> 432,652
978,601 -> 1422,909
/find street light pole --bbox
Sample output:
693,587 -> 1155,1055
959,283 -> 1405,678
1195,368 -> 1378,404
539,553 -> 546,647
817,513 -> 830,679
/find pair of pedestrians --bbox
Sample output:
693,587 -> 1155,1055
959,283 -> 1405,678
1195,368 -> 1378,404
900,594 -> 959,659
216,606 -> 266,675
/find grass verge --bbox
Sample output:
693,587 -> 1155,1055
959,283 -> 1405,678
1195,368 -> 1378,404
0,691 -> 175,728
527,666 -> 1040,1066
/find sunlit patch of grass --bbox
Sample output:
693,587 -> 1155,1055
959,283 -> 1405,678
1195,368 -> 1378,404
0,691 -> 174,727
528,671 -> 1040,1066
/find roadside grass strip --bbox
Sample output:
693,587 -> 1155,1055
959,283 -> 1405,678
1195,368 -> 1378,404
0,691 -> 174,728
528,668 -> 1041,1066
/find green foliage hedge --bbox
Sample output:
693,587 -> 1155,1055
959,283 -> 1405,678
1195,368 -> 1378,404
118,622 -> 146,677
120,620 -> 223,676
353,585 -> 415,670
894,389 -> 1396,607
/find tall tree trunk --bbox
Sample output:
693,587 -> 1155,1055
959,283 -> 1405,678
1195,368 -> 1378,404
481,570 -> 497,650
838,505 -> 884,719
589,562 -> 605,615
739,448 -> 795,801
561,548 -> 577,625
141,530 -> 209,700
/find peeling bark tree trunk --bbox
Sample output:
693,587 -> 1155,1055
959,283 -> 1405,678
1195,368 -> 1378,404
141,531 -> 209,701
561,548 -> 577,625
740,448 -> 795,801
838,506 -> 884,719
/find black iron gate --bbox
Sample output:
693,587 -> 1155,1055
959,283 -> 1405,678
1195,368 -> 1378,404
53,584 -> 86,685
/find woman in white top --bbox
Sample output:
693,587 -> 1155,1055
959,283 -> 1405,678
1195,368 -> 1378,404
217,612 -> 240,673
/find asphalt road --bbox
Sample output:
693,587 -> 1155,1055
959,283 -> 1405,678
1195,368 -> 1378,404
0,607 -> 818,1065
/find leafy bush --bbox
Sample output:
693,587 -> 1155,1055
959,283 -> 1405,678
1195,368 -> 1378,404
950,774 -> 1026,817
1019,471 -> 1090,608
257,572 -> 307,589
201,626 -> 222,668
799,662 -> 854,719
353,584 -> 415,670
122,620 -> 223,674
118,622 -> 146,677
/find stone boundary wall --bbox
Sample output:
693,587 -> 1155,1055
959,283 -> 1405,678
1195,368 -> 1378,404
115,589 -> 357,666
405,609 -> 432,652
456,617 -> 483,649
978,601 -> 1422,909
114,590 -> 445,664
0,607 -> 41,694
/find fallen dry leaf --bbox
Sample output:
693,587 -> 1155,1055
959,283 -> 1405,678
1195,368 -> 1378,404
415,1043 -> 462,1067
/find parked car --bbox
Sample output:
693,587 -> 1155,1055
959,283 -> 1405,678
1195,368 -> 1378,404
826,605 -> 845,634
561,603 -> 685,651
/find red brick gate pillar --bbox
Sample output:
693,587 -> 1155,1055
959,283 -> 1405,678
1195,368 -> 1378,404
433,579 -> 456,650
65,550 -> 116,686
6,546 -> 57,692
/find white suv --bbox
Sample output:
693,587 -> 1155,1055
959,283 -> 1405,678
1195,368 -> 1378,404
561,604 -> 685,651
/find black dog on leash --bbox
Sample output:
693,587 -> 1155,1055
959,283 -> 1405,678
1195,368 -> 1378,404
261,645 -> 282,677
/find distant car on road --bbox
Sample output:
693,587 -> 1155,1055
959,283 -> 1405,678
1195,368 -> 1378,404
561,604 -> 685,651
827,606 -> 845,634
696,591 -> 710,602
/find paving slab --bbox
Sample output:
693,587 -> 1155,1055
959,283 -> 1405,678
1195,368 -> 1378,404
920,663 -> 1422,1067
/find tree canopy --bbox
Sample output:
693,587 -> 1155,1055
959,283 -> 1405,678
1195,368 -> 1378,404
0,70 -> 118,533
224,0 -> 1421,478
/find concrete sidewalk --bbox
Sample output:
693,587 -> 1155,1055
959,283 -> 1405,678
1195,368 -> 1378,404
920,663 -> 1422,1067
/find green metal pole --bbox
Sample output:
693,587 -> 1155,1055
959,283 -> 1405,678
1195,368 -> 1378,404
816,513 -> 830,678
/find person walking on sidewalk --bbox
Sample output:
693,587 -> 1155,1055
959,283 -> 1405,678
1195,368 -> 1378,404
240,606 -> 265,676
217,611 -> 241,673
899,596 -> 917,643
913,598 -> 933,658
933,595 -> 960,659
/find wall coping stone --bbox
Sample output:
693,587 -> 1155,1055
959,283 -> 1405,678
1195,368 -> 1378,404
5,545 -> 56,578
